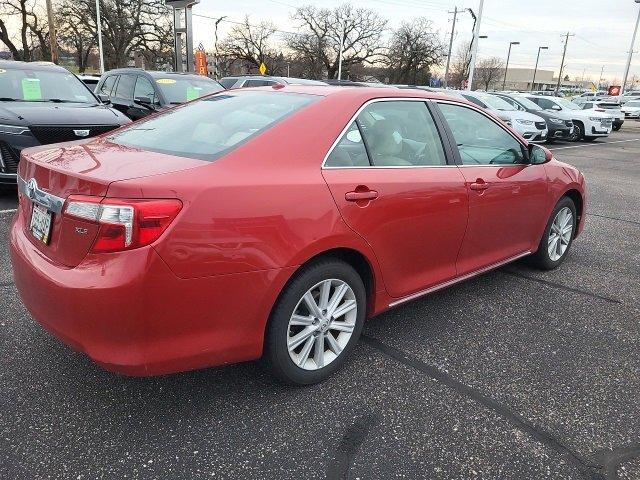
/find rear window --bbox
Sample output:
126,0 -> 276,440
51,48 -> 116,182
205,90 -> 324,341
109,91 -> 317,161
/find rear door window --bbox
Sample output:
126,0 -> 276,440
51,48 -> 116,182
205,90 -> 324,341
114,74 -> 136,100
109,91 -> 317,161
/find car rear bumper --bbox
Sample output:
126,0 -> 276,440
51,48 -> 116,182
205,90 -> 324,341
10,207 -> 292,376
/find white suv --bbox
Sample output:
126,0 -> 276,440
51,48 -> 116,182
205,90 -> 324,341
621,100 -> 640,119
525,95 -> 611,142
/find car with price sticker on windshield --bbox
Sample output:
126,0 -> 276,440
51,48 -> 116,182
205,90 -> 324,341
94,69 -> 224,120
0,60 -> 130,186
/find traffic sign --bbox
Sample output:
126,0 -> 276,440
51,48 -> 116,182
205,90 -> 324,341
259,63 -> 267,75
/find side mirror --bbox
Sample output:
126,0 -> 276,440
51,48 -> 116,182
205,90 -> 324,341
551,105 -> 562,111
134,96 -> 152,106
529,144 -> 552,164
97,93 -> 111,104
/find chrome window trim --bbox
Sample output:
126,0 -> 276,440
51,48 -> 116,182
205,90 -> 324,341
321,97 -> 455,170
17,175 -> 65,214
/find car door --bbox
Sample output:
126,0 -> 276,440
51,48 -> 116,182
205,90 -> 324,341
435,101 -> 549,275
321,99 -> 469,299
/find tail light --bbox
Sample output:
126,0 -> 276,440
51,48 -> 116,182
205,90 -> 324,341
64,195 -> 182,253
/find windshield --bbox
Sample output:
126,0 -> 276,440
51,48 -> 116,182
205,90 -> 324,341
512,96 -> 542,111
109,91 -> 317,161
475,94 -> 515,111
626,101 -> 640,107
554,98 -> 580,110
153,76 -> 224,104
0,67 -> 94,103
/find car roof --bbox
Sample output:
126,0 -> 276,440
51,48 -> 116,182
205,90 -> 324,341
104,68 -> 216,80
0,59 -> 68,72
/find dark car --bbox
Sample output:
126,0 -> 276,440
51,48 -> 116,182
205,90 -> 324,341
492,93 -> 574,142
95,69 -> 224,120
0,60 -> 130,185
219,75 -> 327,89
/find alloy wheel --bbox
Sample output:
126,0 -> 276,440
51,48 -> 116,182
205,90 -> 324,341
287,279 -> 357,371
548,207 -> 574,261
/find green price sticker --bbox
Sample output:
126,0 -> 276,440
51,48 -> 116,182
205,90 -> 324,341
22,78 -> 42,100
186,86 -> 201,101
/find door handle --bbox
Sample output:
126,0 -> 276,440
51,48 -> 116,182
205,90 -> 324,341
345,189 -> 378,202
469,179 -> 490,191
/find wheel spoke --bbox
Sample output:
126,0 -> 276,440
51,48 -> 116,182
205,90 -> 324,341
326,332 -> 342,355
303,291 -> 323,318
297,336 -> 315,366
314,333 -> 325,368
548,235 -> 560,258
288,327 -> 316,351
318,280 -> 332,310
331,299 -> 356,319
330,321 -> 355,333
326,284 -> 348,318
290,314 -> 314,326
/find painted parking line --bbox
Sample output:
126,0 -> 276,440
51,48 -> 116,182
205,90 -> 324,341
549,138 -> 640,151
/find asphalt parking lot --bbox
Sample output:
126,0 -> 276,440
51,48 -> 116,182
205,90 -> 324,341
1,125 -> 639,480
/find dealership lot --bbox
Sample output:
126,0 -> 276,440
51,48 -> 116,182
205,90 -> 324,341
1,127 -> 639,479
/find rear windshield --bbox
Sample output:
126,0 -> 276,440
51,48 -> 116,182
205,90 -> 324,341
153,75 -> 224,104
109,91 -> 317,161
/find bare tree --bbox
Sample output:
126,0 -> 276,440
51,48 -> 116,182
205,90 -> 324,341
383,18 -> 444,85
219,16 -> 280,73
57,0 -> 97,72
0,0 -> 49,61
287,4 -> 387,79
474,56 -> 504,91
448,40 -> 472,89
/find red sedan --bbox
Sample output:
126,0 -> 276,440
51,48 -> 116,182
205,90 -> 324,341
10,86 -> 586,384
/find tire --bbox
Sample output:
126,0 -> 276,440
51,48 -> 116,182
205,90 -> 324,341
569,122 -> 583,142
528,196 -> 577,270
613,125 -> 621,131
263,259 -> 366,385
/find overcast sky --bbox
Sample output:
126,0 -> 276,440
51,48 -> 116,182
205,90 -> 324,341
191,0 -> 640,83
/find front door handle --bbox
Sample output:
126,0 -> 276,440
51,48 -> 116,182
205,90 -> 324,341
469,179 -> 490,191
345,189 -> 379,202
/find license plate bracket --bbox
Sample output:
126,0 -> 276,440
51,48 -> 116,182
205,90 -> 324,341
30,203 -> 53,245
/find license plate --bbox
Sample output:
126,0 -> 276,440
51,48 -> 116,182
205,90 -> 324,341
30,203 -> 53,245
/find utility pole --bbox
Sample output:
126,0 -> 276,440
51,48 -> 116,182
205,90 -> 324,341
555,32 -> 574,94
599,65 -> 605,89
45,0 -> 59,64
621,0 -> 640,95
337,21 -> 345,81
96,0 -> 105,73
467,0 -> 484,91
444,7 -> 458,89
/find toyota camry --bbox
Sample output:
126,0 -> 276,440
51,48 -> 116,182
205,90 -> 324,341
10,86 -> 586,385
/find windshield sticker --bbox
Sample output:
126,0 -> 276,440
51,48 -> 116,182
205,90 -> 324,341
156,78 -> 176,85
186,86 -> 202,101
22,78 -> 42,100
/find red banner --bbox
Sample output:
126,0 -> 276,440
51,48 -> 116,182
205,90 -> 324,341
195,50 -> 207,76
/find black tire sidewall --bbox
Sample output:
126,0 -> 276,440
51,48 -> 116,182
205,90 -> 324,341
264,260 -> 366,385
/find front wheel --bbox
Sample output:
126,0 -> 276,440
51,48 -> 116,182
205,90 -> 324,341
263,259 -> 366,385
613,124 -> 621,131
528,197 -> 577,270
569,122 -> 583,142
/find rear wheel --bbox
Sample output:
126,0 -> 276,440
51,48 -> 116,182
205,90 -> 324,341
528,197 -> 577,270
263,259 -> 366,385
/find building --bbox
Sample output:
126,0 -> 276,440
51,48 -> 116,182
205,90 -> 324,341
502,68 -> 555,91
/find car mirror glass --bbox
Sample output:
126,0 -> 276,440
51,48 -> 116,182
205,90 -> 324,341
529,144 -> 551,164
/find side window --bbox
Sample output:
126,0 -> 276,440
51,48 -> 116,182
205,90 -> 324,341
461,94 -> 487,108
357,101 -> 446,167
438,103 -> 526,166
99,75 -> 117,96
537,98 -> 556,110
134,76 -> 157,104
583,102 -> 593,109
114,74 -> 136,100
325,122 -> 370,167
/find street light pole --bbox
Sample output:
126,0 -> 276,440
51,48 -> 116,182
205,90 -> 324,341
621,0 -> 640,95
96,0 -> 105,73
467,0 -> 484,91
337,22 -> 345,80
502,41 -> 520,90
531,46 -> 548,91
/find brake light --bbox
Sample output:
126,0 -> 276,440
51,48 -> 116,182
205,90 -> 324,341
64,195 -> 182,253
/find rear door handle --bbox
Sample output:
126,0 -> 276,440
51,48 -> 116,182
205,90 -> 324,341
469,180 -> 490,191
345,190 -> 379,201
